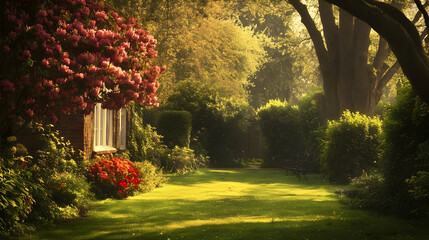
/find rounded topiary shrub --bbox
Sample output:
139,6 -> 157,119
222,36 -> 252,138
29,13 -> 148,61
156,110 -> 192,149
322,110 -> 382,184
257,99 -> 304,167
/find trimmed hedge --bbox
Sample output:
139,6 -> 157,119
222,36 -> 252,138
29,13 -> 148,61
257,99 -> 304,167
156,110 -> 192,149
322,110 -> 382,184
164,81 -> 257,166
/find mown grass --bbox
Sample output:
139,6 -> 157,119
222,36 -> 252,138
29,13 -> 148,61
20,169 -> 429,240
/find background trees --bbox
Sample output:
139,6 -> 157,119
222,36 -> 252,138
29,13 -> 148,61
109,0 -> 320,107
232,1 -> 321,107
108,0 -> 268,101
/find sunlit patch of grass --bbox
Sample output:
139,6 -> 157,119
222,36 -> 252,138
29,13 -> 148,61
20,169 -> 429,240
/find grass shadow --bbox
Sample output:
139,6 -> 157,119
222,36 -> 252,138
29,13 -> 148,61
19,169 -> 429,240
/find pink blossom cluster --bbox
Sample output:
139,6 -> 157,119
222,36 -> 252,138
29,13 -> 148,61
0,0 -> 165,124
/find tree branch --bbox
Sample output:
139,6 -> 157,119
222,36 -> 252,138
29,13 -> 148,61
287,0 -> 330,78
318,0 -> 339,53
373,0 -> 427,80
373,38 -> 389,72
323,0 -> 429,103
377,61 -> 400,93
415,0 -> 429,33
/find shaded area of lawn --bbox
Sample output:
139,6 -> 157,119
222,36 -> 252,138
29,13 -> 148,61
20,169 -> 429,240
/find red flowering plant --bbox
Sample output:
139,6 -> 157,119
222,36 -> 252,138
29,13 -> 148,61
0,0 -> 165,138
87,156 -> 143,199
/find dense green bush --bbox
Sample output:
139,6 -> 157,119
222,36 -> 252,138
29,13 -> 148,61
33,123 -> 85,175
157,110 -> 192,149
135,161 -> 169,193
0,124 -> 93,237
298,91 -> 325,171
207,98 -> 256,166
340,85 -> 429,217
406,171 -> 429,217
128,103 -> 169,166
0,140 -> 36,236
382,85 -> 429,192
375,100 -> 391,119
322,111 -> 382,184
341,171 -> 389,213
25,124 -> 93,225
257,99 -> 304,167
165,81 -> 221,156
47,172 -> 93,213
165,81 -> 256,166
163,146 -> 208,174
381,84 -> 429,216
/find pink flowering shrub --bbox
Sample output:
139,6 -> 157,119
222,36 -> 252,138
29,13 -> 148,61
0,0 -> 165,136
87,156 -> 143,199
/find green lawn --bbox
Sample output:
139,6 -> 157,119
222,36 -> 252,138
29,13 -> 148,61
21,169 -> 429,240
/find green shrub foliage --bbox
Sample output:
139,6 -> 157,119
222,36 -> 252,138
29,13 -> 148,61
298,91 -> 325,171
164,81 -> 222,159
341,171 -> 389,213
382,85 -> 429,192
207,99 -> 256,166
128,103 -> 169,166
0,140 -> 35,236
47,172 -> 93,216
165,81 -> 256,166
0,124 -> 93,237
381,85 -> 429,216
135,161 -> 168,193
322,111 -> 382,184
157,110 -> 192,149
340,85 -> 429,217
163,146 -> 208,174
25,124 -> 93,225
406,171 -> 429,217
257,99 -> 304,167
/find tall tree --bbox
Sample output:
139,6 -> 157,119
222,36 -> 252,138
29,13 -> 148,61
287,0 -> 409,119
234,1 -> 320,107
323,0 -> 429,105
108,0 -> 267,100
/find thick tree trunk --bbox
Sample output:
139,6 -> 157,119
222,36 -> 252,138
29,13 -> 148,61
324,0 -> 429,105
289,0 -> 404,120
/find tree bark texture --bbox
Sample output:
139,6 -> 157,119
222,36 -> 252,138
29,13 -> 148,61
323,0 -> 429,108
288,0 -> 405,120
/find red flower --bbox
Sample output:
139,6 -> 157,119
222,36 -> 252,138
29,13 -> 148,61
22,50 -> 31,59
87,157 -> 142,199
